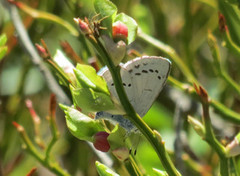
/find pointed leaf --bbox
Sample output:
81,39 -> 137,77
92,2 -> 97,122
107,125 -> 126,150
70,86 -> 115,112
95,161 -> 120,176
94,0 -> 117,36
74,64 -> 109,94
60,105 -> 104,141
152,168 -> 168,176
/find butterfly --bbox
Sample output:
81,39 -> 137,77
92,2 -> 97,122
95,56 -> 171,132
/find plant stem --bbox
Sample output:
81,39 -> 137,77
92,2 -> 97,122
168,76 -> 240,124
208,32 -> 240,95
224,28 -> 240,59
221,71 -> 240,95
7,3 -> 71,105
125,156 -> 142,176
92,37 -> 181,176
18,126 -> 70,176
196,86 -> 228,176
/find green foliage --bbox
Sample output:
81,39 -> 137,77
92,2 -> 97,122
95,161 -> 120,176
74,64 -> 109,94
60,104 -> 105,141
107,125 -> 126,150
3,0 -> 240,175
0,33 -> 7,61
70,85 -> 115,112
153,168 -> 168,176
94,0 -> 117,36
71,63 -> 115,112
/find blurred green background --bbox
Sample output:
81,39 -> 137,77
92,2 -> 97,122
1,0 -> 240,175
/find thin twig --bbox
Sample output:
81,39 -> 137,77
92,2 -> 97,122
5,2 -> 114,169
7,3 -> 71,105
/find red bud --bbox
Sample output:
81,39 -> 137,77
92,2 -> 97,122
112,21 -> 128,43
218,12 -> 228,33
93,131 -> 110,152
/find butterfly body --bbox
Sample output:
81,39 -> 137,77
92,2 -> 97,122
96,56 -> 171,132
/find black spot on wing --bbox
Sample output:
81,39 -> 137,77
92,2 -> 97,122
134,64 -> 140,69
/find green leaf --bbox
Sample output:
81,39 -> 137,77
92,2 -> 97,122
70,86 -> 115,112
0,46 -> 8,61
95,161 -> 120,176
94,0 -> 118,36
114,13 -> 138,44
74,64 -> 109,94
107,125 -> 126,150
60,105 -> 104,141
0,34 -> 7,46
152,168 -> 168,176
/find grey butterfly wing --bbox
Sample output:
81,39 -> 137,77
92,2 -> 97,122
100,65 -> 133,115
123,56 -> 171,117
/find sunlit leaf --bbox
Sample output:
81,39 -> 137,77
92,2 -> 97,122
94,0 -> 118,36
74,64 -> 110,94
70,86 -> 114,112
95,161 -> 120,176
60,104 -> 104,141
152,168 -> 168,176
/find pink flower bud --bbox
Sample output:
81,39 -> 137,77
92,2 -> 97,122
93,131 -> 110,152
35,44 -> 48,59
112,21 -> 128,43
74,18 -> 91,35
